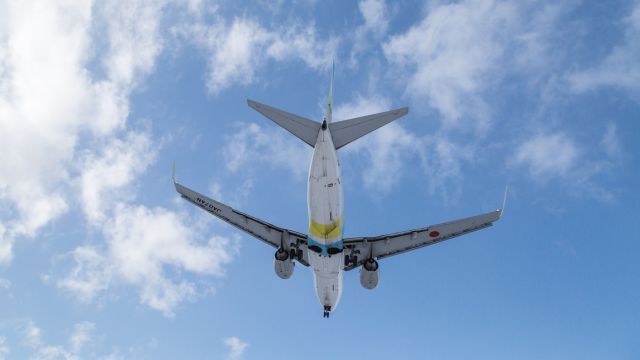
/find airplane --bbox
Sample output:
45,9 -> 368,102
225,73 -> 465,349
173,67 -> 505,318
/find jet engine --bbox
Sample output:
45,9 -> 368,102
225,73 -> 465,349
359,258 -> 379,289
274,248 -> 294,279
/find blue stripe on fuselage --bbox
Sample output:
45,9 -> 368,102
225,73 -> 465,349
306,236 -> 344,257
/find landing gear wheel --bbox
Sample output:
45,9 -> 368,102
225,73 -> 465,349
296,248 -> 303,261
323,305 -> 331,318
344,255 -> 349,267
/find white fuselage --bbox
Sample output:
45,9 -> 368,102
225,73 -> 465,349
307,124 -> 344,311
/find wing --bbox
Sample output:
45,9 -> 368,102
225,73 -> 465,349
342,209 -> 503,271
174,181 -> 310,266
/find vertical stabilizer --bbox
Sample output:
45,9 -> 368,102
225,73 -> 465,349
327,61 -> 334,123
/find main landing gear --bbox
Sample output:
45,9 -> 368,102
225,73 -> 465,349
323,305 -> 331,318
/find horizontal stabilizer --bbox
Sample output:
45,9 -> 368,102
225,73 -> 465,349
248,99 -> 321,147
329,107 -> 409,149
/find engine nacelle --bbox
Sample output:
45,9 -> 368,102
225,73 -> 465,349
274,248 -> 294,279
359,259 -> 379,289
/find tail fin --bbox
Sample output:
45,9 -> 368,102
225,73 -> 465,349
329,107 -> 409,149
247,99 -> 321,147
327,61 -> 334,123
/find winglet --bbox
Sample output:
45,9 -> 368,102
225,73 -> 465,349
172,160 -> 177,185
499,185 -> 509,217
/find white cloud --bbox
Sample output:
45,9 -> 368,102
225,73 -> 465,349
266,23 -> 338,70
333,94 -> 390,120
348,0 -> 390,65
359,0 -> 389,35
202,18 -> 270,94
0,0 -> 240,315
69,322 -> 94,354
100,0 -> 163,90
418,135 -> 474,204
600,123 -> 621,158
79,130 -> 156,225
510,131 -> 616,202
0,224 -> 9,264
223,122 -> 312,180
383,0 -> 519,130
224,337 -> 248,360
0,0 -> 167,264
338,96 -> 472,201
512,133 -> 579,181
0,278 -> 11,290
0,0 -> 92,263
569,3 -> 640,94
20,321 -> 118,360
23,321 -> 42,348
57,246 -> 111,303
59,204 -> 237,316
0,336 -> 8,360
181,16 -> 338,94
335,95 -> 417,192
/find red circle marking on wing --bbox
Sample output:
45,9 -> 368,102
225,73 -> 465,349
429,230 -> 440,238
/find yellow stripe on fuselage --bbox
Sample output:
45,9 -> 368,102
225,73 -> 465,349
309,217 -> 342,239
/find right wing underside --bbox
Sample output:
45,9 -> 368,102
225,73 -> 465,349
343,209 -> 503,271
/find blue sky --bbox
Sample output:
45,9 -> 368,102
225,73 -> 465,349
1,0 -> 639,358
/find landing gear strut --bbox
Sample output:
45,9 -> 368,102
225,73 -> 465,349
323,305 -> 331,318
344,254 -> 358,267
290,247 -> 303,261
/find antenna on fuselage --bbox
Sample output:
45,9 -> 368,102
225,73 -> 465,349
327,60 -> 334,123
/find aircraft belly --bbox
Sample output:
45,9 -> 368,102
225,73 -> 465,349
311,253 -> 343,309
308,128 -> 344,311
307,129 -> 343,245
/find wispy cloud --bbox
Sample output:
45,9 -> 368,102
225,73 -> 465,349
0,336 -> 8,360
512,133 -> 579,181
21,320 -> 118,360
224,337 -> 248,360
0,278 -> 10,291
359,0 -> 389,36
383,0 -> 520,131
178,15 -> 338,94
335,95 -> 418,192
569,2 -> 640,94
79,130 -> 156,225
510,131 -> 619,202
600,123 -> 622,158
58,204 -> 237,316
223,122 -> 312,180
70,322 -> 95,354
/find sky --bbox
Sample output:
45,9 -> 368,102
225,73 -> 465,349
0,0 -> 639,359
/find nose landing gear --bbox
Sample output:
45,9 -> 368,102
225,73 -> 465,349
323,305 -> 331,318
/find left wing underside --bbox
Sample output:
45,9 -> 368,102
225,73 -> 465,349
174,181 -> 310,266
342,209 -> 503,271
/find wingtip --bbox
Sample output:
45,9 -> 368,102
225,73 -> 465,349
499,185 -> 509,217
172,160 -> 177,185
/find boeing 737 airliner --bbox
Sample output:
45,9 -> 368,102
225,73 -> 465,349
174,68 -> 504,318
